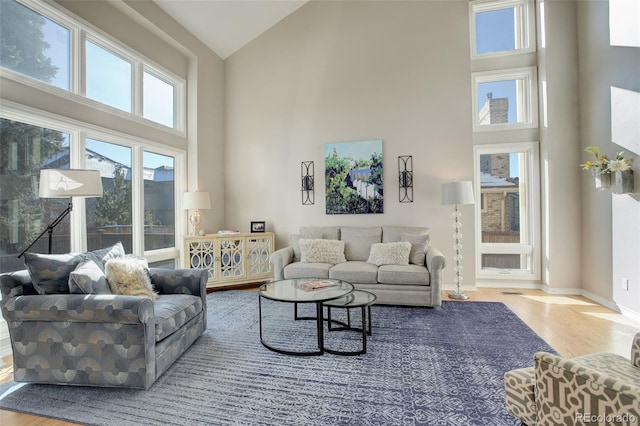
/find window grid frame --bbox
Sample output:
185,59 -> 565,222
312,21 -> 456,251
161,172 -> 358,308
0,99 -> 185,264
473,142 -> 541,281
469,0 -> 536,59
471,66 -> 539,132
3,0 -> 186,134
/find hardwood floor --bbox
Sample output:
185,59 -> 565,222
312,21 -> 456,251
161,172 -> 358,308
1,287 -> 639,425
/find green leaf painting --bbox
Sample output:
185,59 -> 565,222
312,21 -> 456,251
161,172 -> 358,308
325,140 -> 383,215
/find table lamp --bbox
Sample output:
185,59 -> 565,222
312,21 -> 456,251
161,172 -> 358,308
183,191 -> 211,235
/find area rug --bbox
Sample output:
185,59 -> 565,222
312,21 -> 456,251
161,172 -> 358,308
0,290 -> 555,425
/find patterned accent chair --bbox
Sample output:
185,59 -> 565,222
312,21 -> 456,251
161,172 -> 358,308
0,267 -> 207,389
504,333 -> 640,425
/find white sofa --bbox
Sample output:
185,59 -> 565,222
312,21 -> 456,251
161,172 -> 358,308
269,226 -> 446,307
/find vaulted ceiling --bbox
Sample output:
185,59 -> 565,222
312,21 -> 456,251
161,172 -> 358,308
154,0 -> 308,59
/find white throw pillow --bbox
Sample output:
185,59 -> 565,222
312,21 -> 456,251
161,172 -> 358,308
105,257 -> 157,301
367,241 -> 412,266
299,239 -> 346,264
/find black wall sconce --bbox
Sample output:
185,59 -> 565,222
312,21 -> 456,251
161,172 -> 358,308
301,161 -> 314,205
399,155 -> 413,203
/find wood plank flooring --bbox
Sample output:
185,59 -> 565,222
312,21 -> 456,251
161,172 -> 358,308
1,287 -> 639,426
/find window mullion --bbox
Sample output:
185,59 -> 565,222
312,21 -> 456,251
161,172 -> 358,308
134,62 -> 143,117
131,145 -> 144,256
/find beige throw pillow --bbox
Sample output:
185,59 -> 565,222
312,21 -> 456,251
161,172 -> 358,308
105,257 -> 157,301
367,241 -> 412,266
299,239 -> 346,264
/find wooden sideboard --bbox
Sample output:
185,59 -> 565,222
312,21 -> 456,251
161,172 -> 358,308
182,232 -> 274,288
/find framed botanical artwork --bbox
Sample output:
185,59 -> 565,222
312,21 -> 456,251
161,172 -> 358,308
324,139 -> 383,214
250,221 -> 266,233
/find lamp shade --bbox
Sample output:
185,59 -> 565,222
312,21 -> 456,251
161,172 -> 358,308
39,169 -> 103,198
441,181 -> 475,205
183,191 -> 211,209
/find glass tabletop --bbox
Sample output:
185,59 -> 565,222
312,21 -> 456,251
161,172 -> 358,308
259,279 -> 354,303
323,290 -> 377,308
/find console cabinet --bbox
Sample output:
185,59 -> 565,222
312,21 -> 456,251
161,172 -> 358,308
183,232 -> 274,288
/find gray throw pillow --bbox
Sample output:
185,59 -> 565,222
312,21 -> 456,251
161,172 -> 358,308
23,252 -> 83,294
68,259 -> 112,294
82,241 -> 126,272
401,233 -> 430,265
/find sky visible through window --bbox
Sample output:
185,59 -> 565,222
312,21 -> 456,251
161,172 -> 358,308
475,6 -> 518,126
9,0 -> 516,173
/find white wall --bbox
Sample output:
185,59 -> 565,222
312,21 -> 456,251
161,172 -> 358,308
577,0 -> 640,309
225,0 -> 475,287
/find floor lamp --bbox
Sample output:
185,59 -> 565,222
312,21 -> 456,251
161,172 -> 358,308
441,181 -> 475,300
18,169 -> 103,258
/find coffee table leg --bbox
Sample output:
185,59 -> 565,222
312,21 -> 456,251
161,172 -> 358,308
316,302 -> 324,353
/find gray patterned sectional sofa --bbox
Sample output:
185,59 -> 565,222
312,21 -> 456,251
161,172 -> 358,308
0,244 -> 207,389
269,225 -> 446,307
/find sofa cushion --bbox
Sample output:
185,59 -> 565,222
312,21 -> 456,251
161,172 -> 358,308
68,259 -> 112,294
401,233 -> 431,265
284,262 -> 332,279
378,264 -> 430,285
105,257 -> 157,301
154,294 -> 203,342
382,226 -> 429,243
329,261 -> 378,284
24,252 -> 83,294
299,239 -> 346,264
367,242 -> 411,266
341,227 -> 382,261
300,226 -> 340,240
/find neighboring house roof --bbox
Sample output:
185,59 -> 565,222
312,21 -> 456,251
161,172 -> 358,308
481,172 -> 517,188
43,148 -> 173,182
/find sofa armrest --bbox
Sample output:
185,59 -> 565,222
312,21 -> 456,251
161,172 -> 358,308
1,270 -> 37,302
426,246 -> 446,307
149,267 -> 207,331
2,294 -> 153,324
270,247 -> 294,281
149,268 -> 206,297
632,332 -> 640,368
534,351 -> 640,423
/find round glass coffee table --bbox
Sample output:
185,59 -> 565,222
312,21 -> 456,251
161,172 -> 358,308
259,278 -> 354,356
323,290 -> 377,356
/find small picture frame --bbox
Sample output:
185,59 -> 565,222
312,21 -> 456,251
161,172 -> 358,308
251,221 -> 266,233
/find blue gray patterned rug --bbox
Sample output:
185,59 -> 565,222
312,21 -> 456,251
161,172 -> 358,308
0,290 -> 554,425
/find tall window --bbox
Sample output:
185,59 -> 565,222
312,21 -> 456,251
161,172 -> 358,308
143,71 -> 175,128
472,67 -> 538,131
474,143 -> 540,279
470,0 -> 535,58
0,0 -> 185,131
0,0 -> 71,90
143,151 -> 175,251
0,118 -> 70,272
85,139 -> 133,253
85,41 -> 132,113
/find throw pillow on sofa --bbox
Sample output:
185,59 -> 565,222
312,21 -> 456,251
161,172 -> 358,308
367,241 -> 412,266
68,259 -> 112,294
105,257 -> 157,300
299,239 -> 347,264
400,233 -> 430,265
24,252 -> 83,294
23,242 -> 126,295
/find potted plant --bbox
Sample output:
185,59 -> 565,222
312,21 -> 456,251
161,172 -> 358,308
580,146 -> 611,189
